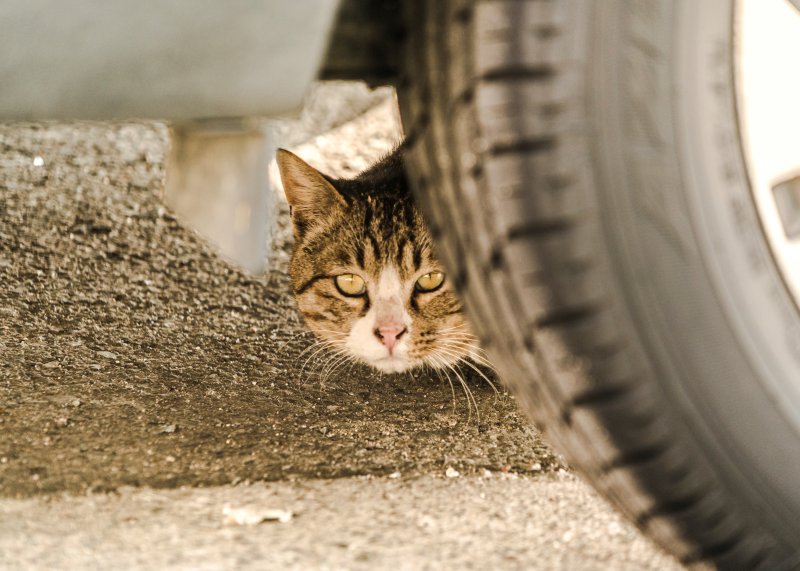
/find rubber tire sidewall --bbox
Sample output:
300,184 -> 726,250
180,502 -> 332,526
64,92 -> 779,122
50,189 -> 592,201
590,0 -> 800,548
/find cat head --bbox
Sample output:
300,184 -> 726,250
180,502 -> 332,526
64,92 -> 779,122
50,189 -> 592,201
277,148 -> 476,373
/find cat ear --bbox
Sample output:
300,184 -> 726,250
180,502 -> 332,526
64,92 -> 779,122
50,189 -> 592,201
276,149 -> 346,235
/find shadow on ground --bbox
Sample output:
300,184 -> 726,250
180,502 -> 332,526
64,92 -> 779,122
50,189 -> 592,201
0,122 -> 563,498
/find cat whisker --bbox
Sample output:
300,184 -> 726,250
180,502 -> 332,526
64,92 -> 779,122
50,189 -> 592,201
460,354 -> 495,372
319,351 -> 353,385
439,336 -> 495,365
424,356 -> 450,401
294,341 -> 330,368
289,329 -> 347,350
436,324 -> 473,335
429,360 -> 457,414
320,339 -> 349,361
428,352 -> 479,421
318,360 -> 341,386
436,358 -> 473,422
275,328 -> 346,353
273,329 -> 318,352
343,354 -> 360,381
440,332 -> 480,342
443,360 -> 479,422
308,329 -> 350,337
312,350 -> 342,383
441,333 -> 483,346
298,342 -> 340,378
305,345 -> 348,387
457,359 -> 501,401
441,341 -> 496,371
435,346 -> 501,399
293,338 -> 333,361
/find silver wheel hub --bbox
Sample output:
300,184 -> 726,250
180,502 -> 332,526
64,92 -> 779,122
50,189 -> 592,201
737,0 -> 800,307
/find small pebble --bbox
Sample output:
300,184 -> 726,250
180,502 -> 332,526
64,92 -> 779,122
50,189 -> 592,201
97,351 -> 118,360
445,467 -> 460,478
42,361 -> 60,369
222,504 -> 292,525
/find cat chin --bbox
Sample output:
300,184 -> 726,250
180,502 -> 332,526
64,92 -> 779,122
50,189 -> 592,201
368,356 -> 413,374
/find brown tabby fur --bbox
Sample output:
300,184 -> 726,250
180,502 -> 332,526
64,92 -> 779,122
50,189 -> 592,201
277,146 -> 482,374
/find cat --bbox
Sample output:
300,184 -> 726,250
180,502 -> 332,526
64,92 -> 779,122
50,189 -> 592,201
276,146 -> 489,378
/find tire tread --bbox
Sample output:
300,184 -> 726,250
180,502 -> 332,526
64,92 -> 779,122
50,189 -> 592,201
398,0 -> 781,568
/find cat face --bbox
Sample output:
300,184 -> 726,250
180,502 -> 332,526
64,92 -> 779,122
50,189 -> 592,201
277,148 -> 476,373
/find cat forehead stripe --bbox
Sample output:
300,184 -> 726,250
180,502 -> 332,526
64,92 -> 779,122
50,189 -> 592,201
412,243 -> 423,270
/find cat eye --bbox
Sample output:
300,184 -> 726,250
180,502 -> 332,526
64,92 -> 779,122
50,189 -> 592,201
415,271 -> 445,293
334,274 -> 366,297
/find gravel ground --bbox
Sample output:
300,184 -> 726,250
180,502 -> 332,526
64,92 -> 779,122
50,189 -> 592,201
0,85 -> 679,570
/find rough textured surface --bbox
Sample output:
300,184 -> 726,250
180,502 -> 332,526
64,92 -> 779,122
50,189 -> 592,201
0,116 -> 559,498
0,474 -> 680,571
0,85 -> 677,569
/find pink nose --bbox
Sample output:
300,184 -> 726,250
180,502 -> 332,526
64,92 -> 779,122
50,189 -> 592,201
374,324 -> 407,354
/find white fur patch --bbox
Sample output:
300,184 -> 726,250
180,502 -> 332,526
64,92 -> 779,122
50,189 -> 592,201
376,266 -> 402,299
345,266 -> 413,372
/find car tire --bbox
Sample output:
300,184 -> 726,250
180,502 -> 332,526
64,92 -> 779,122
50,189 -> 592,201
397,1 -> 800,568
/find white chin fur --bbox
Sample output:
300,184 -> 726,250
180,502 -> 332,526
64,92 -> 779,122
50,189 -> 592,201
369,356 -> 413,373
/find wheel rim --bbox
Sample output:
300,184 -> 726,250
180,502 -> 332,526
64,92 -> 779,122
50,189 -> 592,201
736,0 -> 800,309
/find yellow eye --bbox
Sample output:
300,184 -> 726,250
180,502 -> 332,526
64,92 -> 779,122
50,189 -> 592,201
415,271 -> 445,293
334,274 -> 366,297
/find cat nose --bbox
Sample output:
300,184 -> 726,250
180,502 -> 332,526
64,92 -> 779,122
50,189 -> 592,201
374,324 -> 407,354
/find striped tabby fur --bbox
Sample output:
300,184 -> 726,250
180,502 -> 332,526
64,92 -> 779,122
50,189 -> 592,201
277,146 -> 488,377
